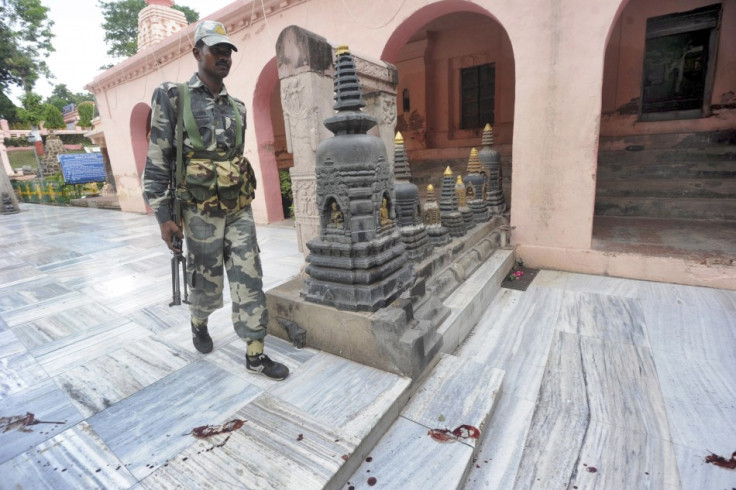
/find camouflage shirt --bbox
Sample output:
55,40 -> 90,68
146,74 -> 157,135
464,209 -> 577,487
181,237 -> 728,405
142,73 -> 247,224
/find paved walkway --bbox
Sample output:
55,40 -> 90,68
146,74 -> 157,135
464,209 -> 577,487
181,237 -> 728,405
1,204 -> 735,489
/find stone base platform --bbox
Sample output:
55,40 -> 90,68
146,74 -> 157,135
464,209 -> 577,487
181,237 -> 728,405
266,218 -> 515,378
70,195 -> 121,210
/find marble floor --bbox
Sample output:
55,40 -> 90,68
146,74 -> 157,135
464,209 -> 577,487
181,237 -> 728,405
1,203 -> 735,490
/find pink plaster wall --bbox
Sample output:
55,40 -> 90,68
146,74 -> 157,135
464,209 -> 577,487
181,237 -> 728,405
601,0 -> 736,136
85,0 -> 735,289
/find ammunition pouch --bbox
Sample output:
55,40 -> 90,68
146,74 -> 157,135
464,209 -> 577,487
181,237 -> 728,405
179,152 -> 256,212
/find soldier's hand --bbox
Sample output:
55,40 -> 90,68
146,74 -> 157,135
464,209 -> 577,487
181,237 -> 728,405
159,220 -> 183,253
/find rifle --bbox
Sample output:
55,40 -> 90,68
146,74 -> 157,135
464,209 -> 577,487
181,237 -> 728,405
169,83 -> 189,307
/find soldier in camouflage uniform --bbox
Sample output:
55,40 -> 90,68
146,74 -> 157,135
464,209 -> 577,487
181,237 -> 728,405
142,20 -> 288,380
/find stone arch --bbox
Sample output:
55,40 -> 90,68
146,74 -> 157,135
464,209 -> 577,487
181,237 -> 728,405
129,102 -> 151,178
380,1 -> 515,215
252,57 -> 286,223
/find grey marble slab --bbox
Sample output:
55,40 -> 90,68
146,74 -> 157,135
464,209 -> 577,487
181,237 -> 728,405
268,351 -> 410,440
0,265 -> 46,289
1,291 -> 91,328
0,278 -> 75,314
0,380 -> 84,465
514,332 -> 680,489
348,416 -> 474,490
0,421 -> 137,490
0,329 -> 48,397
87,359 -> 261,480
663,396 -> 736,455
125,302 -> 193,334
402,353 -> 503,448
458,287 -> 563,401
55,335 -> 197,418
464,395 -> 537,490
35,319 -> 153,378
556,291 -> 649,346
532,270 -> 641,298
141,393 -> 357,490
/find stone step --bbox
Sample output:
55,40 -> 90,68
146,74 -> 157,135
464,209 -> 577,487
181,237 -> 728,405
595,196 -> 736,220
598,129 -> 736,151
598,146 -> 736,165
595,178 -> 736,199
596,161 -> 736,180
345,354 -> 504,489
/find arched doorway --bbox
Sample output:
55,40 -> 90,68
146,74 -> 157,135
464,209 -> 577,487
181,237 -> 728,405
252,57 -> 287,223
129,102 -> 151,178
594,0 -> 736,259
382,3 -> 515,210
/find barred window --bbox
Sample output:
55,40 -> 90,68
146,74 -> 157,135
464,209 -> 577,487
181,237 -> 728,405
461,63 -> 495,129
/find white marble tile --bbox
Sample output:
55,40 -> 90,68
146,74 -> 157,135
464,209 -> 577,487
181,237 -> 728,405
463,395 -> 536,490
347,416 -> 474,490
0,380 -> 84,464
533,270 -> 640,298
0,329 -> 48,397
556,291 -> 649,346
35,320 -> 153,378
663,396 -> 736,455
141,393 -> 357,490
87,360 -> 262,480
269,351 -> 410,440
652,348 -> 736,410
402,354 -> 503,448
0,421 -> 137,489
639,280 -> 736,311
642,299 -> 736,362
673,442 -> 736,490
55,335 -> 198,418
1,292 -> 92,328
204,335 -> 317,391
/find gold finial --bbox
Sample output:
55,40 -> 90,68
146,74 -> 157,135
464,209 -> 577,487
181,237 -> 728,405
444,166 -> 453,176
456,175 -> 463,184
427,184 -> 434,191
470,148 -> 478,157
484,123 -> 492,131
394,131 -> 404,143
336,45 -> 350,55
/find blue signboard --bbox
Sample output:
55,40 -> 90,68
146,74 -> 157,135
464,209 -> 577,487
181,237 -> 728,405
58,153 -> 106,184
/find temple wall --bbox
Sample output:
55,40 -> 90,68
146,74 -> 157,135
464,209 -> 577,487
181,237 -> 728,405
85,0 -> 735,289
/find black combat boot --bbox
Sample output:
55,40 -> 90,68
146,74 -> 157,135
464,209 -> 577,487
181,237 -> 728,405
191,322 -> 213,354
246,353 -> 289,380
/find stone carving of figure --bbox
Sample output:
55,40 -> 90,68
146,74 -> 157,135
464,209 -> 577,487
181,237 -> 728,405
329,201 -> 344,228
467,183 -> 475,200
380,197 -> 392,227
422,184 -> 441,225
455,175 -> 467,207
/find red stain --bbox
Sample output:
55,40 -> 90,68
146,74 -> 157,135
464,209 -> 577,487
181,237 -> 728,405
428,424 -> 481,443
705,451 -> 736,469
190,419 -> 244,438
1,413 -> 65,433
342,454 -> 350,461
297,434 -> 304,441
366,456 -> 373,462
367,476 -> 377,486
587,466 -> 598,473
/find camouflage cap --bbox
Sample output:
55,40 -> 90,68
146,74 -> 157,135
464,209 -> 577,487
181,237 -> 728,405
194,20 -> 238,51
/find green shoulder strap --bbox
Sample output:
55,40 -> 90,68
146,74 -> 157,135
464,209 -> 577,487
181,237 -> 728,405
175,83 -> 187,190
228,95 -> 243,150
179,84 -> 243,154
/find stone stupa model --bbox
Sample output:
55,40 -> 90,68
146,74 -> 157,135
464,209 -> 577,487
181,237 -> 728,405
422,184 -> 451,247
439,167 -> 466,237
393,132 -> 432,262
478,123 -> 506,214
302,46 -> 413,312
464,148 -> 491,224
455,175 -> 475,230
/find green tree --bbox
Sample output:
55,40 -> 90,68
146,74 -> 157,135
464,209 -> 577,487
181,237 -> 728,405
77,101 -> 94,128
43,103 -> 65,131
45,84 -> 95,112
17,91 -> 44,127
99,0 -> 199,58
0,91 -> 20,124
0,0 -> 55,92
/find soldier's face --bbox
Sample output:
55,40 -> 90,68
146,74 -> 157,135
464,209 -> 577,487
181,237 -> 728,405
195,43 -> 233,79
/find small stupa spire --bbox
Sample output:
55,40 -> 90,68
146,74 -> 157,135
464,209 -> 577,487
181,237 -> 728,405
482,123 -> 494,147
444,166 -> 453,176
467,148 -> 482,174
393,132 -> 412,181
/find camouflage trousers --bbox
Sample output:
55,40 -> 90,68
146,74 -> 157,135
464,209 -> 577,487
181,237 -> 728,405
182,204 -> 267,341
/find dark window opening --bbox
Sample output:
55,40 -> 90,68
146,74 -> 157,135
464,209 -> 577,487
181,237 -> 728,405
641,4 -> 721,117
461,63 -> 495,129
